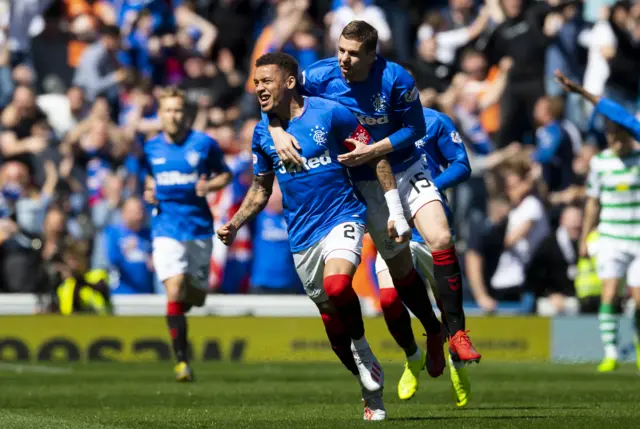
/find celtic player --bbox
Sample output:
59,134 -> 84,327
556,70 -> 640,373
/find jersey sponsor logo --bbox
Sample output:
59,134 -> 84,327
404,86 -> 419,103
450,131 -> 462,143
276,150 -> 332,174
151,158 -> 166,165
356,113 -> 389,126
309,125 -> 327,147
156,171 -> 199,186
186,151 -> 200,168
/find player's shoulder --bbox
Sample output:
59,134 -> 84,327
381,57 -> 414,84
424,107 -> 455,130
307,96 -> 344,112
302,58 -> 341,84
144,133 -> 165,154
189,129 -> 216,145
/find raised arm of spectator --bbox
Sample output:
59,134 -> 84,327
479,57 -> 513,109
175,6 -> 218,57
73,48 -> 125,100
271,0 -> 309,51
555,70 -> 640,142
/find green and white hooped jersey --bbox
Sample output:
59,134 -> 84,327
586,149 -> 640,252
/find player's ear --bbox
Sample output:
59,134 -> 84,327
286,75 -> 297,90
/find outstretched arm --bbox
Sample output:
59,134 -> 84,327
217,173 -> 275,246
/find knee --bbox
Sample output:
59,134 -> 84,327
164,275 -> 186,302
323,274 -> 356,305
427,228 -> 453,251
379,287 -> 405,318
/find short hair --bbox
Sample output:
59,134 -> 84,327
255,52 -> 299,79
157,86 -> 185,101
340,21 -> 378,53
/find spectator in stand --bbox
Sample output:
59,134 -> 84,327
544,1 -> 587,128
526,204 -> 582,315
532,96 -> 574,194
91,173 -> 124,270
105,196 -> 154,295
251,181 -> 302,295
465,196 -> 511,313
0,160 -> 57,293
488,162 -> 551,310
416,6 -> 488,68
4,0 -> 54,67
37,86 -> 89,139
603,0 -> 640,113
73,25 -> 129,104
0,85 -> 50,169
481,0 -> 568,147
329,0 -> 392,53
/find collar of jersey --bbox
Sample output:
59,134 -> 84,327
289,97 -> 309,124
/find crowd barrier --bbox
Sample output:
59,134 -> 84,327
1,295 -> 633,363
0,316 -> 549,363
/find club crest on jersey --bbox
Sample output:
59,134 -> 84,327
371,93 -> 388,113
450,131 -> 462,143
186,151 -> 200,168
309,125 -> 327,146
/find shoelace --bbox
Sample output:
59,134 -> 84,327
454,330 -> 473,348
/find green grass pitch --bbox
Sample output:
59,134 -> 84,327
0,361 -> 638,428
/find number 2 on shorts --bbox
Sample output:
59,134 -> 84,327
343,224 -> 356,240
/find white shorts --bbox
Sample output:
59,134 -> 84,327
375,241 -> 435,285
293,222 -> 365,303
356,160 -> 443,260
596,245 -> 640,287
153,237 -> 213,289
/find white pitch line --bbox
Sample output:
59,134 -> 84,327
0,362 -> 73,374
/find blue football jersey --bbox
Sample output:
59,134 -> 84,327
412,108 -> 471,244
143,130 -> 229,241
252,97 -> 366,252
300,57 -> 425,181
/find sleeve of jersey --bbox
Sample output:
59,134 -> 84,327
206,137 -> 230,174
532,127 -> 562,164
388,69 -> 426,150
585,157 -> 601,198
433,116 -> 471,190
596,98 -> 640,142
252,127 -> 274,176
300,66 -> 321,97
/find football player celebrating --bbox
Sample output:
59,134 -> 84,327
376,104 -> 473,405
268,20 -> 479,387
219,53 -> 390,421
143,87 -> 232,381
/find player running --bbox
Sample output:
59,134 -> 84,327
218,53 -> 390,421
376,106 -> 472,405
268,20 -> 480,379
555,71 -> 640,373
143,87 -> 232,381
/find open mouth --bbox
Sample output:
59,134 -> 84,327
258,93 -> 271,106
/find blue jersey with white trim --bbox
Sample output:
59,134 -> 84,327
301,57 -> 425,181
143,130 -> 229,241
412,108 -> 471,244
252,97 -> 366,252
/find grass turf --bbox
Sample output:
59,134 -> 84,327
0,361 -> 638,429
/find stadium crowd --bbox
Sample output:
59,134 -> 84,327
0,0 -> 636,315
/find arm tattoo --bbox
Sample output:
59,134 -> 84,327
369,157 -> 397,192
229,173 -> 274,228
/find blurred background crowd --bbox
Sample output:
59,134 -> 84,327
0,0 -> 637,315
